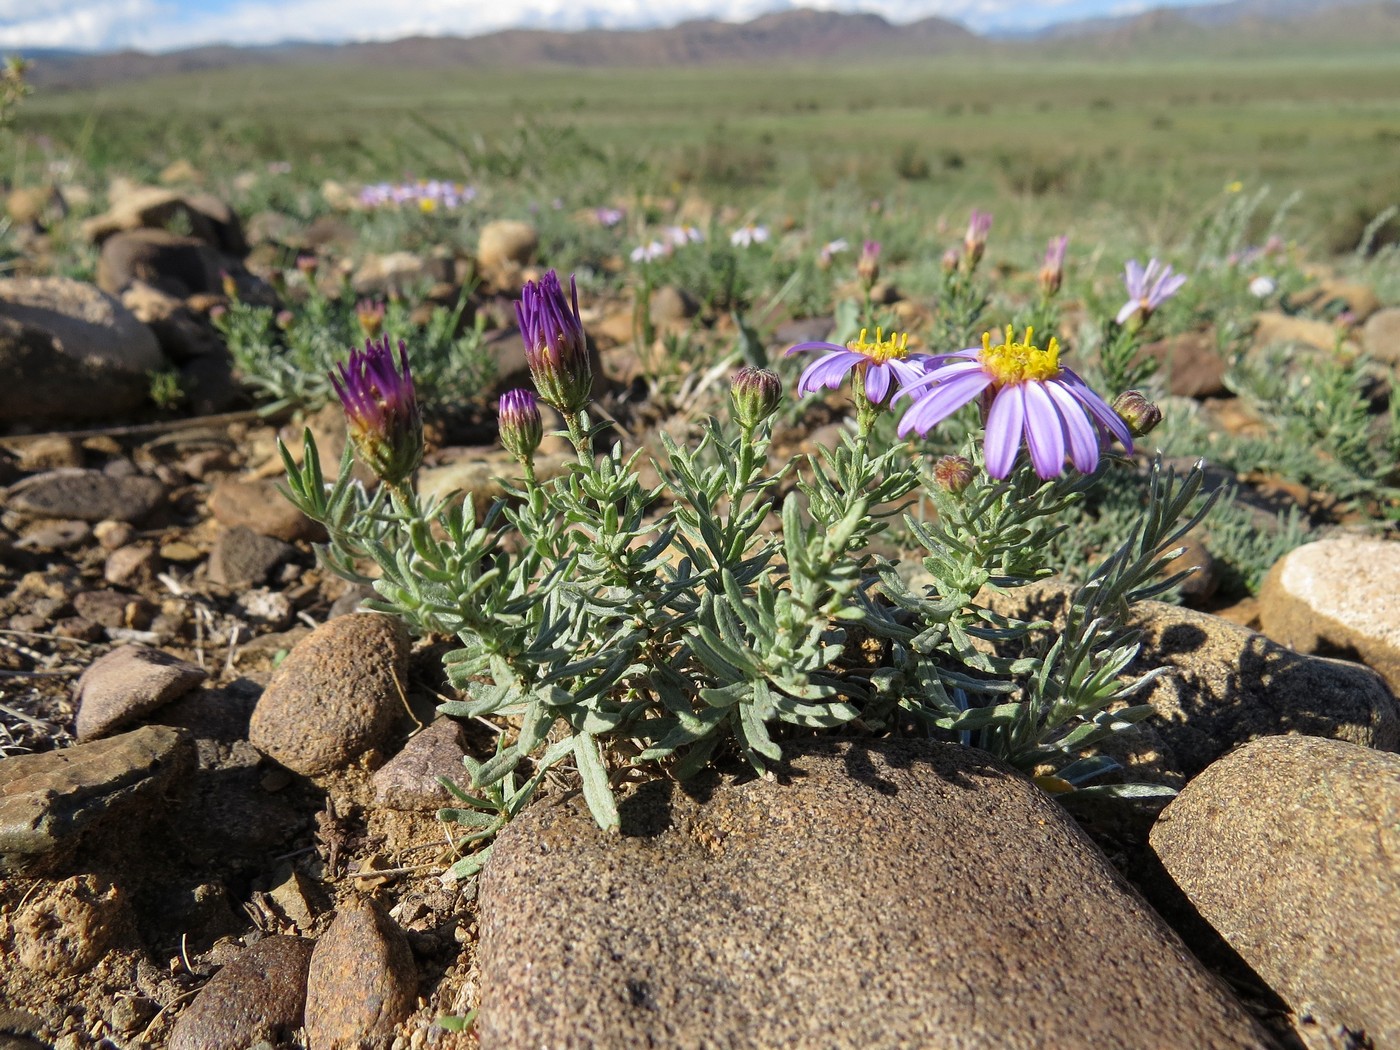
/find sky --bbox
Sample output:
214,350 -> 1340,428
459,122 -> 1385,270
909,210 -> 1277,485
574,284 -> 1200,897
1,0 -> 1227,53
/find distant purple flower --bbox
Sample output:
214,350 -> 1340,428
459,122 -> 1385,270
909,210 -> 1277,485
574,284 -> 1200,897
664,224 -> 704,246
516,270 -> 593,414
896,326 -> 1132,480
330,336 -> 423,486
630,240 -> 669,263
730,224 -> 769,248
818,238 -> 849,267
1115,258 -> 1187,326
1039,235 -> 1068,298
595,207 -> 624,227
787,327 -> 932,405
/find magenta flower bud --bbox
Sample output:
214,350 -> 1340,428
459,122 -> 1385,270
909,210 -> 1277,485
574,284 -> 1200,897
932,454 -> 976,494
941,247 -> 961,274
963,209 -> 993,270
295,254 -> 318,276
730,366 -> 783,429
356,298 -> 386,338
498,388 -> 543,462
1111,390 -> 1163,438
857,239 -> 881,288
1039,235 -> 1068,298
330,336 -> 423,486
515,270 -> 593,414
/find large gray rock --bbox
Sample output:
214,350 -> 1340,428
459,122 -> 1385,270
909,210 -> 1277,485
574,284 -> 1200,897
97,227 -> 225,298
0,276 -> 164,424
1258,534 -> 1400,694
4,468 -> 166,523
1151,736 -> 1400,1048
83,184 -> 248,257
1129,600 -> 1399,777
248,614 -> 410,776
478,739 -> 1274,1050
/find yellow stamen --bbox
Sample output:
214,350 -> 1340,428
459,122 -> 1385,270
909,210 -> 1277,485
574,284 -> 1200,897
978,325 -> 1062,385
847,327 -> 910,364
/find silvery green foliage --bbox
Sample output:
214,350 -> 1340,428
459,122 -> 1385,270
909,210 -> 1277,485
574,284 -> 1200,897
282,400 -> 1207,861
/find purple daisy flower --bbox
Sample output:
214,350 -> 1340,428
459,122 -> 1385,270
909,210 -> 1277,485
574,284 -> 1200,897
896,326 -> 1132,480
1115,258 -> 1187,326
787,327 -> 933,405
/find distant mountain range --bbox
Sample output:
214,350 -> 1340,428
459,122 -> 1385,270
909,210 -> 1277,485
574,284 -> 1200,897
19,0 -> 1400,91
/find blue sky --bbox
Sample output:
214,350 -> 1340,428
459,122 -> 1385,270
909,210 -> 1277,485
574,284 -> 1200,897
2,0 -> 1227,52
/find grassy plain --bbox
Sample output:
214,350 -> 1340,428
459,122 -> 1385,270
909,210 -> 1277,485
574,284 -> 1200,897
13,51 -> 1400,256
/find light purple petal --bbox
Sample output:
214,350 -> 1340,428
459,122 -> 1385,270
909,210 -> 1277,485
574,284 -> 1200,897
893,357 -> 985,401
1022,381 -> 1066,479
1115,299 -> 1139,326
786,340 -> 847,357
797,351 -> 861,395
1044,379 -> 1102,473
896,368 -> 992,436
983,386 -> 1026,479
1150,272 -> 1187,306
1124,259 -> 1146,297
887,355 -> 937,388
1058,368 -> 1134,453
865,362 -> 892,403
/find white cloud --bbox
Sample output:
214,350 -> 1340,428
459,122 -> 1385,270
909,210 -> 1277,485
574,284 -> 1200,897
0,0 -> 1221,52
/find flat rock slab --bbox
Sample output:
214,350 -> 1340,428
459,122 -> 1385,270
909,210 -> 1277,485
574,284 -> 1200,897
73,643 -> 207,741
1151,736 -> 1400,1048
0,724 -> 194,875
168,935 -> 313,1050
4,468 -> 165,523
1259,535 -> 1400,694
478,739 -> 1275,1050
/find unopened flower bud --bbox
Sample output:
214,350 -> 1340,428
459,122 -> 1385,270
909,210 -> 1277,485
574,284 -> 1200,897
275,309 -> 295,330
856,239 -> 881,289
1039,235 -> 1068,298
498,388 -> 543,463
296,254 -> 318,276
1111,390 -> 1162,438
330,336 -> 423,486
941,247 -> 961,274
962,209 -> 993,272
515,270 -> 593,414
220,271 -> 238,298
730,366 -> 783,429
932,454 -> 976,494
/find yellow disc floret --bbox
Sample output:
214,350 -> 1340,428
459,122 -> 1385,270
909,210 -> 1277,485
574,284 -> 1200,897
847,327 -> 911,364
978,325 -> 1062,385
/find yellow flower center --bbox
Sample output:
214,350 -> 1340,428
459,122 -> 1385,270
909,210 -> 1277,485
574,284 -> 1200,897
978,325 -> 1062,385
847,327 -> 910,364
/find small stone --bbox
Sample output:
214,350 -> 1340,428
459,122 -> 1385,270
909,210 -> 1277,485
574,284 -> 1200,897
304,896 -> 417,1050
4,468 -> 165,522
93,519 -> 136,549
248,613 -> 409,776
1151,736 -> 1400,1046
167,936 -> 314,1050
1259,534 -> 1400,694
372,717 -> 469,810
233,588 -> 294,629
208,525 -> 295,587
104,542 -> 159,587
1362,306 -> 1400,365
74,644 -> 207,741
477,220 -> 538,271
13,873 -> 126,977
0,724 -> 195,875
14,435 -> 83,471
15,518 -> 90,551
208,477 -> 323,542
160,540 -> 203,563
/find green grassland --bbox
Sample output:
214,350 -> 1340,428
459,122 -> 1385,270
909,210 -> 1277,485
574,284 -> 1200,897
13,51 -> 1400,255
